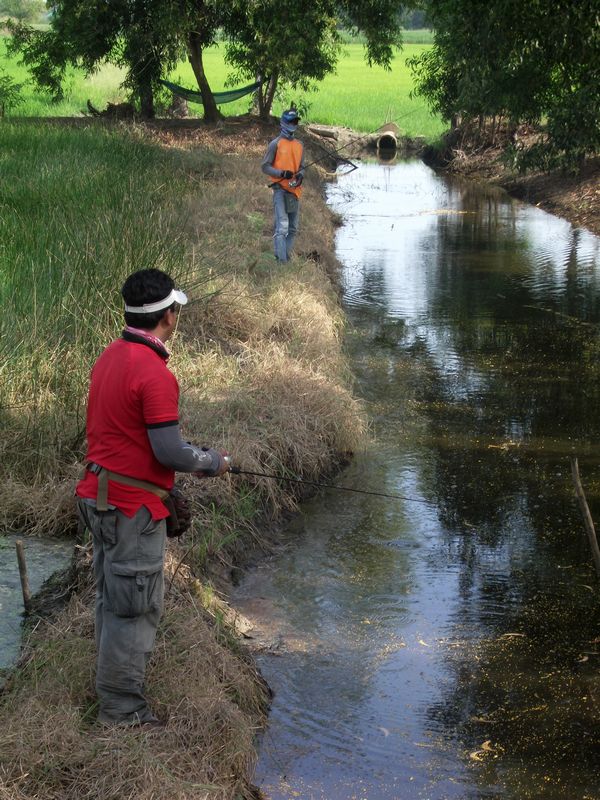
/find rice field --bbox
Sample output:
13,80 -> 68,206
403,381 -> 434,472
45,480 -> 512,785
1,37 -> 443,139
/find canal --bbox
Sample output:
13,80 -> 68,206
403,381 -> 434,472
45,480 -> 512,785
233,160 -> 600,800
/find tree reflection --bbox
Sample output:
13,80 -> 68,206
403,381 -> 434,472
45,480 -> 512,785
340,165 -> 600,797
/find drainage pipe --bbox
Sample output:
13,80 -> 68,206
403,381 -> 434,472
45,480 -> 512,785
376,122 -> 400,151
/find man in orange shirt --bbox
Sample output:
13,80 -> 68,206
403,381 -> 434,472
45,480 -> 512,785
261,108 -> 306,262
77,268 -> 229,727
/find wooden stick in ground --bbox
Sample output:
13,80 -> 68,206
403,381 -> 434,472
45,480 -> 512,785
15,539 -> 32,614
570,456 -> 600,580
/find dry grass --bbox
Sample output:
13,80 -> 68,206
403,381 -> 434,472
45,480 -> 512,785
0,577 -> 266,800
0,121 -> 365,536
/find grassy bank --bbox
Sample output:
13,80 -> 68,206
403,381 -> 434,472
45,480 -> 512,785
0,119 -> 366,798
2,38 -> 443,139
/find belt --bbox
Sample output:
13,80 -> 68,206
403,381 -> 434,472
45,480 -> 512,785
85,462 -> 169,512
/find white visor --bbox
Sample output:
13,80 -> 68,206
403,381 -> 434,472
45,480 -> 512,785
124,288 -> 188,314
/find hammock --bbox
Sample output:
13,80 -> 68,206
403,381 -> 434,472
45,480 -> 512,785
159,78 -> 263,106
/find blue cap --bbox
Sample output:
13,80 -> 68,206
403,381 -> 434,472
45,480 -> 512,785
281,109 -> 300,125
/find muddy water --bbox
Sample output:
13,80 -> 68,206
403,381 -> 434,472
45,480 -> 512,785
0,535 -> 73,676
233,161 -> 600,800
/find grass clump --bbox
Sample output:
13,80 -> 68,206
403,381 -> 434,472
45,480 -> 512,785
0,586 -> 266,800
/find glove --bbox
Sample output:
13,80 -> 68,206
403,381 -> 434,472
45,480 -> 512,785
280,170 -> 294,179
196,447 -> 230,478
292,173 -> 303,187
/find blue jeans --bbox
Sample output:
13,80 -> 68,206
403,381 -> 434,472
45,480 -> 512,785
272,189 -> 300,262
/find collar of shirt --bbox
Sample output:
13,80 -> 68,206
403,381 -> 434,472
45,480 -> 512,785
122,326 -> 170,359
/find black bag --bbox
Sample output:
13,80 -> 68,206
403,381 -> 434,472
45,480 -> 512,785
164,486 -> 192,538
284,191 -> 299,214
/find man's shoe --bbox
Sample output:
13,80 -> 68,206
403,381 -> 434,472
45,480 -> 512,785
97,711 -> 164,729
139,718 -> 166,730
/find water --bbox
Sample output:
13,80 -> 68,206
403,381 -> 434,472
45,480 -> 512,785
0,535 -> 73,673
234,161 -> 600,800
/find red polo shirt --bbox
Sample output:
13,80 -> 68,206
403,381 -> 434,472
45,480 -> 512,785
76,335 -> 179,518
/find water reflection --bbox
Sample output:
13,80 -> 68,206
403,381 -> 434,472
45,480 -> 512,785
234,161 -> 600,799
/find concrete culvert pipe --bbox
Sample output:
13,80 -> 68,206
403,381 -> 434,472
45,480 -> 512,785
376,122 -> 400,151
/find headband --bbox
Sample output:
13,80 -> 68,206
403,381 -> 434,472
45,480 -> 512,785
124,288 -> 188,314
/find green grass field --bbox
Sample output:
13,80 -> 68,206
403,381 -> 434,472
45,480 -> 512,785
1,37 -> 443,139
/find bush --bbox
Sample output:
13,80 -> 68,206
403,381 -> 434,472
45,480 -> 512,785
0,68 -> 24,115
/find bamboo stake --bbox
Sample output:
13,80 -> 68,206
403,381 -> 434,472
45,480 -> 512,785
570,457 -> 600,580
15,539 -> 32,614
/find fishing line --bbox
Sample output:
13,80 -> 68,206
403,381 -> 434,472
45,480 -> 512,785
228,465 -> 436,505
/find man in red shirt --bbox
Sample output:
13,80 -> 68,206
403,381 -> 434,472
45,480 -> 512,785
76,268 -> 229,727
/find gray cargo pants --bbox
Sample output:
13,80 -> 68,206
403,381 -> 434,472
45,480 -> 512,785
77,499 -> 166,724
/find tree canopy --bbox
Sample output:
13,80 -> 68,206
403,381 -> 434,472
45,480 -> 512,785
9,0 -> 411,120
9,0 -> 188,117
225,0 -> 409,119
409,0 -> 600,170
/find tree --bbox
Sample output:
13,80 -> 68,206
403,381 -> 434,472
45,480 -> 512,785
8,0 -> 185,118
182,0 -> 229,123
0,68 -> 24,115
226,0 -> 409,119
10,0 -> 416,123
225,0 -> 340,119
0,0 -> 46,23
409,0 -> 600,170
9,0 -> 235,122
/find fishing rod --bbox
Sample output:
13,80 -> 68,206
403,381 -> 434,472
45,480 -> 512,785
227,464 -> 434,505
300,106 -> 426,174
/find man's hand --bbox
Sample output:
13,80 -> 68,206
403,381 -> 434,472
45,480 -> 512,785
280,170 -> 294,179
195,448 -> 231,479
292,173 -> 303,187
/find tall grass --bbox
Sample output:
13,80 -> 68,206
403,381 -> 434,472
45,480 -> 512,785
2,36 -> 443,139
0,122 -> 214,484
0,119 -> 365,534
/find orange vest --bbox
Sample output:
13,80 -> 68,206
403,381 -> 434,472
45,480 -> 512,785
272,137 -> 304,199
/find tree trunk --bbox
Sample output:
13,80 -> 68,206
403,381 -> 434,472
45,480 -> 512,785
252,74 -> 263,116
135,54 -> 155,119
258,71 -> 279,121
188,31 -> 221,124
139,78 -> 154,119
